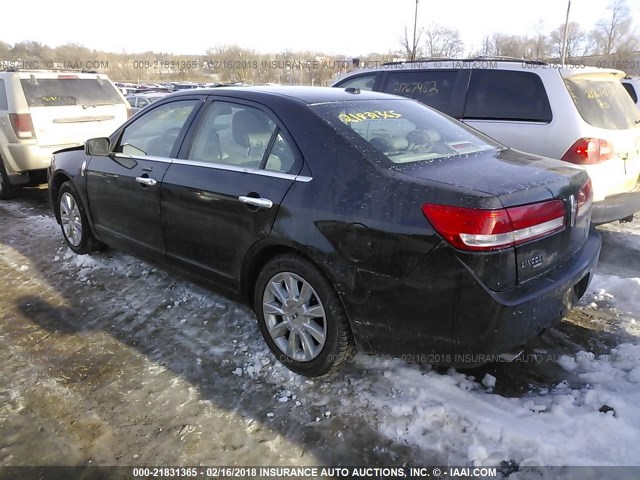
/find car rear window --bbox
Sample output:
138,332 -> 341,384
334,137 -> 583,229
380,70 -> 460,117
20,78 -> 123,107
464,70 -> 552,122
312,99 -> 500,166
0,80 -> 7,110
564,78 -> 640,129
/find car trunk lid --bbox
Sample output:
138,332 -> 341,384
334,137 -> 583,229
398,148 -> 592,287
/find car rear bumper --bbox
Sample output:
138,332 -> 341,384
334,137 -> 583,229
338,228 -> 601,366
4,142 -> 79,175
591,188 -> 640,225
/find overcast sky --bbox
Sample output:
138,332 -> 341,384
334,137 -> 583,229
3,0 -> 639,56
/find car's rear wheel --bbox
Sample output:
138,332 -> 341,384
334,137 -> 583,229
254,254 -> 354,376
58,182 -> 104,254
0,157 -> 20,200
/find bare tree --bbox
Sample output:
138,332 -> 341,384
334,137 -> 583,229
423,24 -> 464,58
474,34 -> 523,58
550,22 -> 591,59
591,0 -> 638,55
530,20 -> 551,61
400,26 -> 423,60
205,45 -> 259,83
0,41 -> 11,59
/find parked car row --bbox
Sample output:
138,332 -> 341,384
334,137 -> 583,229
125,92 -> 169,113
115,81 -> 247,97
333,59 -> 640,225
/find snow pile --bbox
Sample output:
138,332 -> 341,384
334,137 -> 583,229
587,275 -> 640,319
349,345 -> 640,467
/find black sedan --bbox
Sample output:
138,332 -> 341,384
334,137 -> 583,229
49,86 -> 601,376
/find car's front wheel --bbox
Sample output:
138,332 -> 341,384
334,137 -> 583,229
58,182 -> 104,254
254,254 -> 355,376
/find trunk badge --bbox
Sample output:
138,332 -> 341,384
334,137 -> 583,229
569,194 -> 577,227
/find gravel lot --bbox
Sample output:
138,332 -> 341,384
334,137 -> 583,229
1,188 -> 639,473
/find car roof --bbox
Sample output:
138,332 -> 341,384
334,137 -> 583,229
169,85 -> 405,104
334,59 -> 626,82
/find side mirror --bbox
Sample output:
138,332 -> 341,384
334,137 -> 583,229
85,137 -> 111,156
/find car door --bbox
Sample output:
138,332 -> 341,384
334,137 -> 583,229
86,97 -> 202,259
161,98 -> 302,289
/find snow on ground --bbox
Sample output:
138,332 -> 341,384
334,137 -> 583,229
2,193 -> 640,472
42,239 -> 640,469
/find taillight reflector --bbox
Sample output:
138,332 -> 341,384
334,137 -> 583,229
9,113 -> 35,140
577,178 -> 593,220
562,138 -> 615,165
422,200 -> 566,251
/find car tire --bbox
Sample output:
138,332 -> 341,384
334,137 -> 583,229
57,181 -> 104,254
0,157 -> 20,200
254,254 -> 355,377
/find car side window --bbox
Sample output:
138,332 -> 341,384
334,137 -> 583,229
336,74 -> 376,91
381,71 -> 459,116
0,80 -> 8,110
622,82 -> 638,104
188,101 -> 296,173
138,97 -> 150,108
116,100 -> 198,158
464,70 -> 553,122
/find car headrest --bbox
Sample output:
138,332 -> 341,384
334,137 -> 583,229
407,129 -> 440,145
370,136 -> 409,152
232,109 -> 272,148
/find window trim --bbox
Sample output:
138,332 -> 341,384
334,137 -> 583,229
172,157 -> 311,182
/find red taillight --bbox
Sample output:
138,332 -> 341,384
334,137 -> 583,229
422,200 -> 566,251
562,138 -> 615,165
577,178 -> 593,220
127,108 -> 135,118
9,113 -> 35,140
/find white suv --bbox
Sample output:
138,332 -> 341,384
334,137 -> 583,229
333,59 -> 640,225
0,70 -> 130,199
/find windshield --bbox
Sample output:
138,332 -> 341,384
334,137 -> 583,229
20,78 -> 123,108
564,77 -> 640,130
312,99 -> 500,166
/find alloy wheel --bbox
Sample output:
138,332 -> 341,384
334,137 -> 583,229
262,272 -> 327,362
60,192 -> 83,247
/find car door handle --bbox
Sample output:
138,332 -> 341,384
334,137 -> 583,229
238,196 -> 273,209
135,176 -> 157,186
